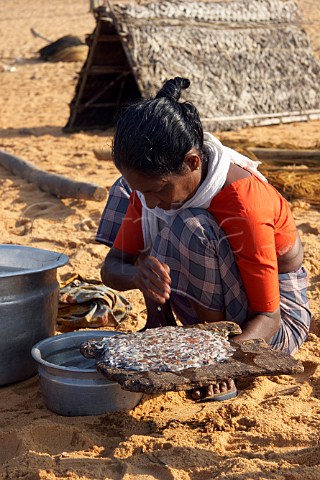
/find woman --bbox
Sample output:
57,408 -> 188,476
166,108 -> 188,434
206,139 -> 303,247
97,77 -> 311,401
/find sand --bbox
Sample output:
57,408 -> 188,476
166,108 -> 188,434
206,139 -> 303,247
0,1 -> 320,479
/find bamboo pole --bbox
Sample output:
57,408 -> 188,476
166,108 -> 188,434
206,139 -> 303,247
0,150 -> 107,202
248,148 -> 320,166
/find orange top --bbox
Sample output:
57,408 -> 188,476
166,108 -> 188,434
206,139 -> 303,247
113,174 -> 297,312
113,191 -> 144,254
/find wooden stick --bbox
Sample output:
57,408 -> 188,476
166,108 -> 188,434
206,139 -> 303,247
0,150 -> 107,202
249,148 -> 320,163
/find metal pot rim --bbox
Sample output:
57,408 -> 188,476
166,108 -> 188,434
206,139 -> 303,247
0,244 -> 68,277
31,330 -> 123,373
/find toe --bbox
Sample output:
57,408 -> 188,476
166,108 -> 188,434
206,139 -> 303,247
212,384 -> 220,394
190,388 -> 204,400
206,385 -> 214,396
226,378 -> 235,390
219,382 -> 228,393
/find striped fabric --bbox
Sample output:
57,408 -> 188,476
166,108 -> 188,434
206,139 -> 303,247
151,208 -> 248,327
270,267 -> 311,355
96,177 -> 132,247
97,176 -> 311,355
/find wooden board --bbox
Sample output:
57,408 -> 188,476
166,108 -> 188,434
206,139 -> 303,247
81,323 -> 304,394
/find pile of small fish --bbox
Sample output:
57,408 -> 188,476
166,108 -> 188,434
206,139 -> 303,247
88,326 -> 236,373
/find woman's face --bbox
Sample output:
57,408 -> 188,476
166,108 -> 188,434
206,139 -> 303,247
120,150 -> 203,210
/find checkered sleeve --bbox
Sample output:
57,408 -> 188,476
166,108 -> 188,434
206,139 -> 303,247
96,177 -> 131,247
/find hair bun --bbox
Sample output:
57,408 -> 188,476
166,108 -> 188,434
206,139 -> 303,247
155,77 -> 190,101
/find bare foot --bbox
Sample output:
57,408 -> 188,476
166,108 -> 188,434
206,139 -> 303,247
190,378 -> 236,401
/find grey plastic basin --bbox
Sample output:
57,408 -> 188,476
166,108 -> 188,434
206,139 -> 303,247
32,330 -> 143,416
0,244 -> 68,385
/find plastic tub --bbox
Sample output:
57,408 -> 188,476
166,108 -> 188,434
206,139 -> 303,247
32,330 -> 142,416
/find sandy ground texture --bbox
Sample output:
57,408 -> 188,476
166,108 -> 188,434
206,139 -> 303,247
0,1 -> 320,479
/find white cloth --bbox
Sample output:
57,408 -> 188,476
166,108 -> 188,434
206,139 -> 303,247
138,132 -> 266,249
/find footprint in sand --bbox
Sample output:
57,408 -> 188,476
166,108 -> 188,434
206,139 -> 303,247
295,360 -> 320,399
285,445 -> 320,467
15,201 -> 62,235
29,425 -> 93,455
296,360 -> 318,381
20,201 -> 61,218
11,375 -> 39,394
297,223 -> 319,235
0,431 -> 24,464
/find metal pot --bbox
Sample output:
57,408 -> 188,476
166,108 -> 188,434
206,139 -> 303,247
0,244 -> 68,385
32,331 -> 143,416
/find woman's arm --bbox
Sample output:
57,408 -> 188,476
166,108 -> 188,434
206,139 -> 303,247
233,309 -> 281,342
101,247 -> 171,304
101,247 -> 139,291
190,299 -> 281,343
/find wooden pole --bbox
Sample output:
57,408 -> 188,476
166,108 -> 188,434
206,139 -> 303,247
249,148 -> 320,162
0,150 -> 107,202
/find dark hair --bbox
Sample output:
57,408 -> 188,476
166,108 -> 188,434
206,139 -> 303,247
112,77 -> 204,175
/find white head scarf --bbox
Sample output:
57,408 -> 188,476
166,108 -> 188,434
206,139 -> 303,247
138,132 -> 266,250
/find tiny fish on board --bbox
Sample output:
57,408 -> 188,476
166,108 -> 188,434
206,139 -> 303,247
81,325 -> 235,373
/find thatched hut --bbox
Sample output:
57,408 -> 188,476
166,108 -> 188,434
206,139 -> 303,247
64,0 -> 320,132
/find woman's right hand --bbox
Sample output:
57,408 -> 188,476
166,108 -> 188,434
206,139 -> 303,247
134,255 -> 171,304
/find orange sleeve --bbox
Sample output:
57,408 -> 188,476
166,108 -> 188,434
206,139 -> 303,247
219,210 -> 280,312
113,192 -> 144,254
210,181 -> 280,312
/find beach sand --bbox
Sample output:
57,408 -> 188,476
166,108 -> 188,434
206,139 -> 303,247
0,1 -> 320,479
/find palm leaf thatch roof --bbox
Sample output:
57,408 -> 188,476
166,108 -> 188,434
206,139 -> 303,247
65,0 -> 320,132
